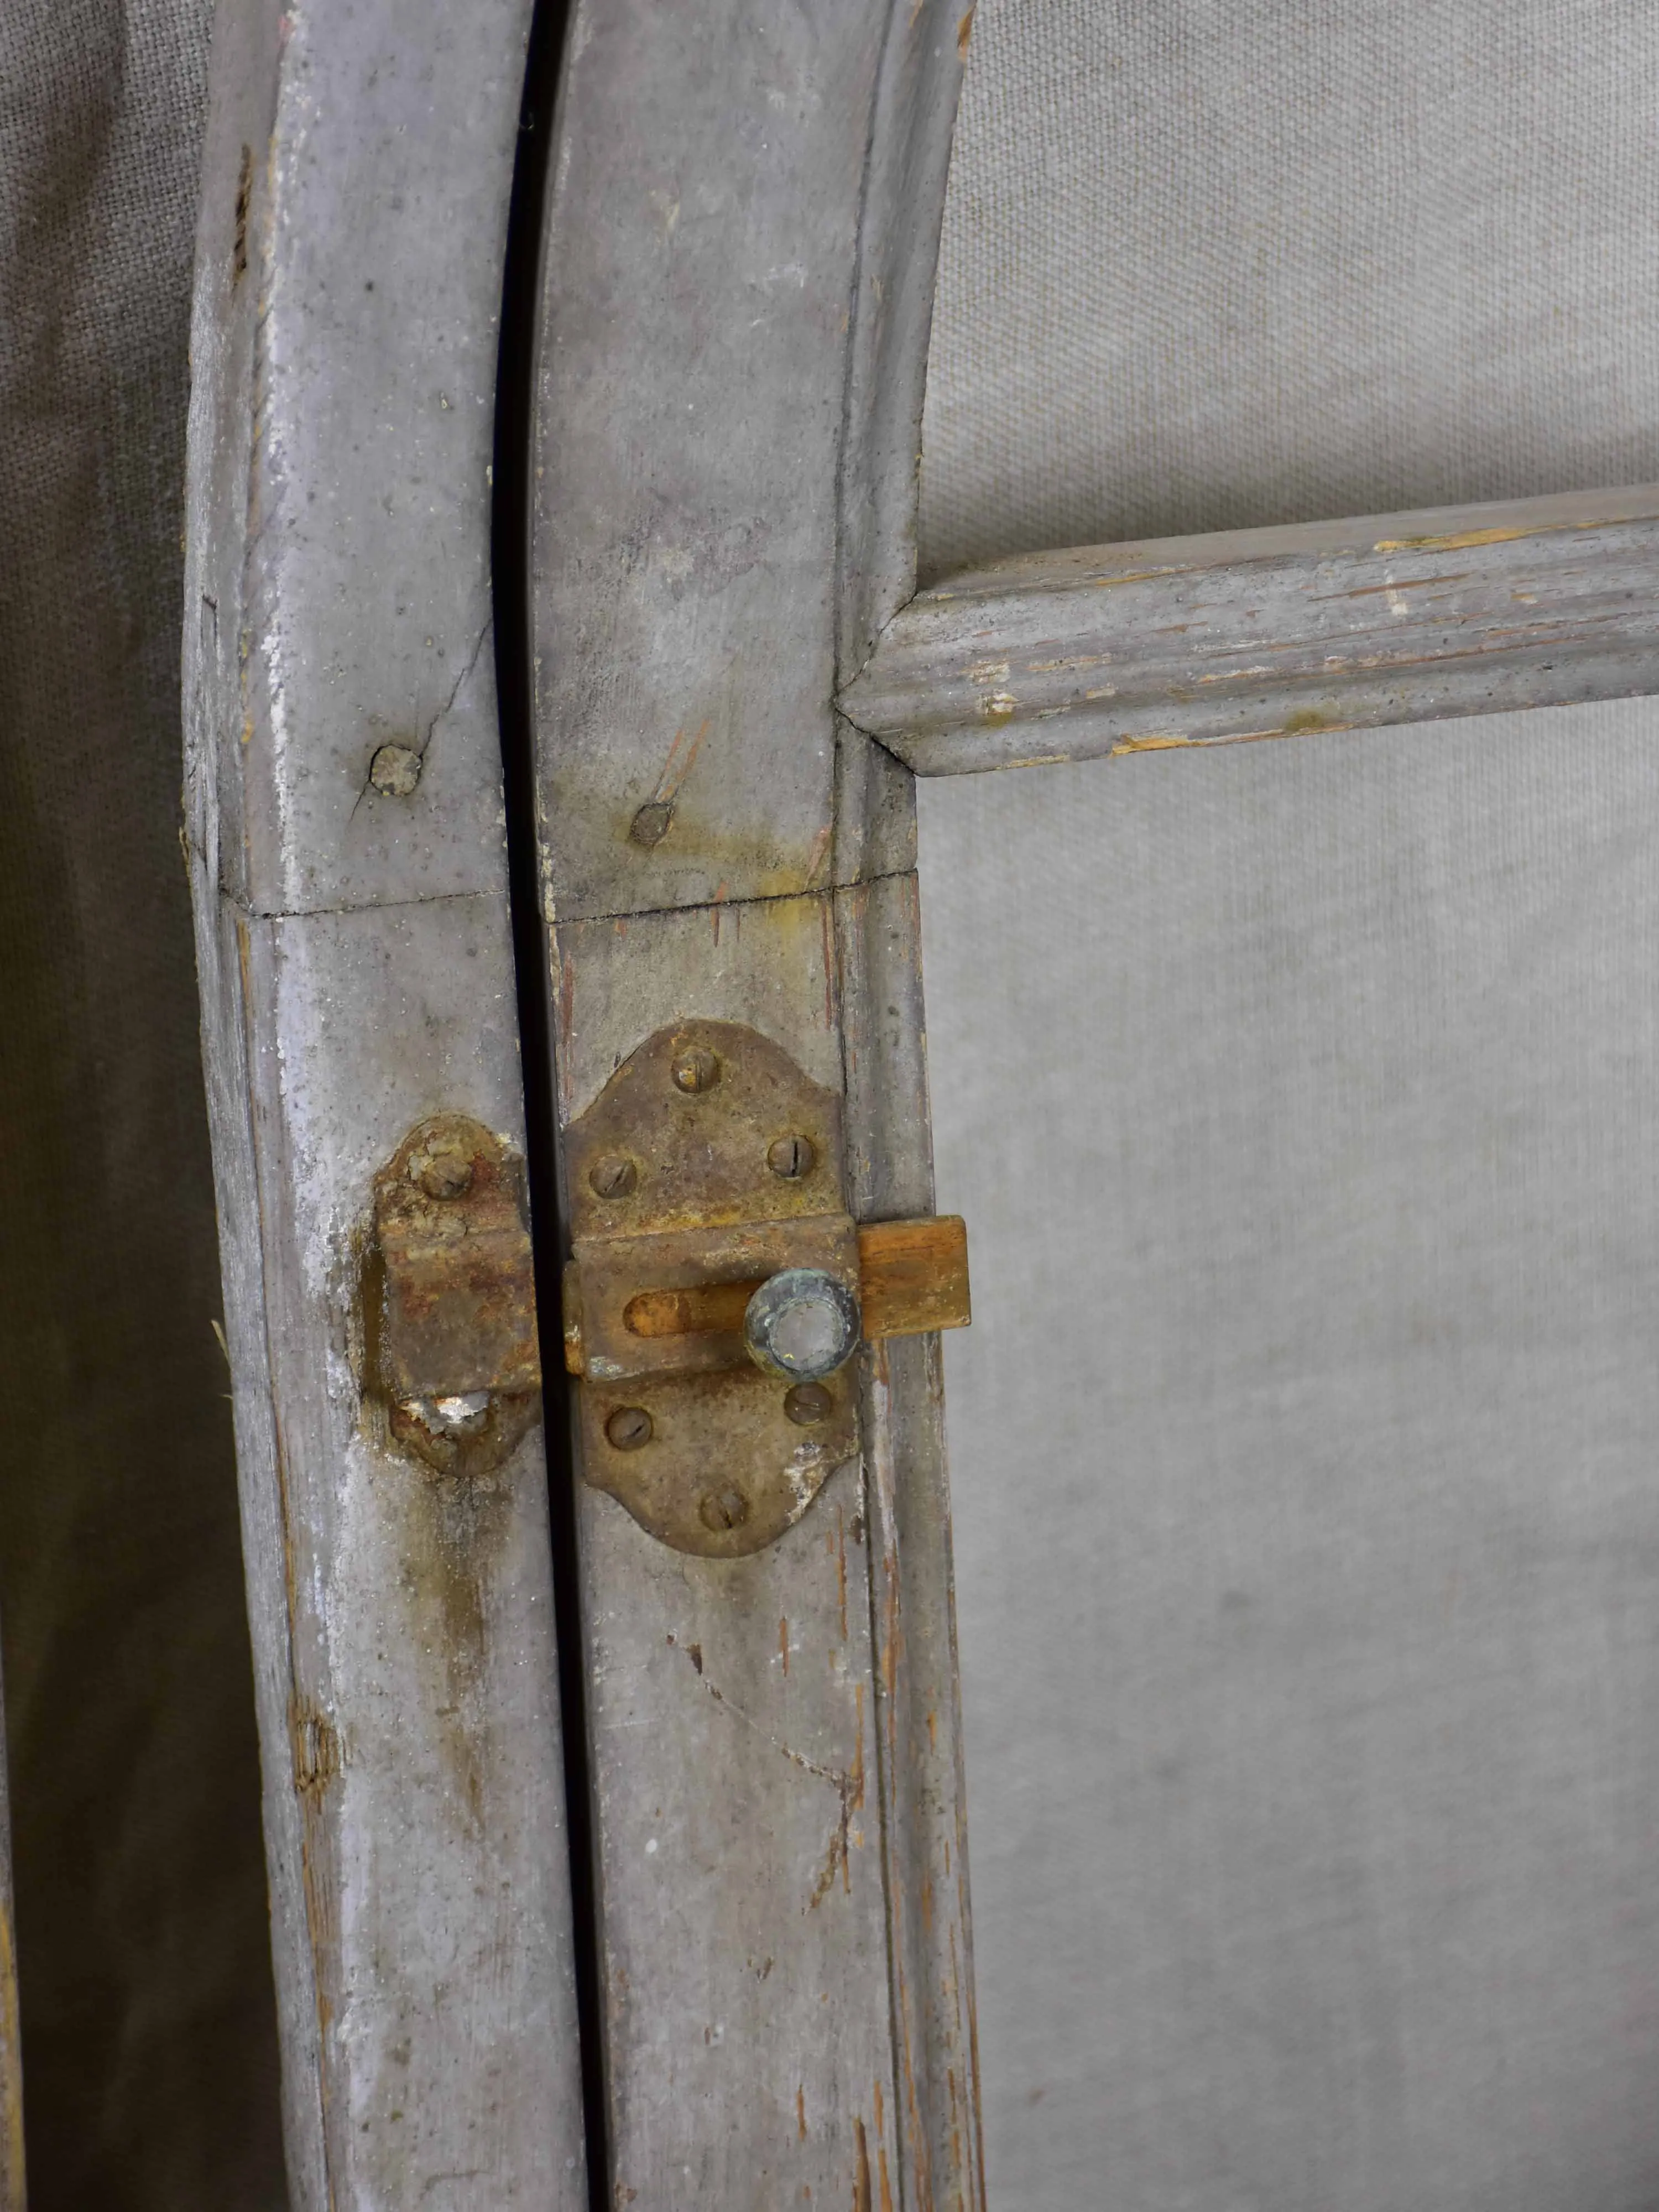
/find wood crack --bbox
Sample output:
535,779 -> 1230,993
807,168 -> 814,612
667,1636 -> 857,1913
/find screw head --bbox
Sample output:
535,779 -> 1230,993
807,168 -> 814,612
412,1142 -> 474,1199
605,1405 -> 653,1451
629,800 -> 674,848
671,1045 -> 721,1095
767,1134 -> 816,1180
783,1383 -> 833,1427
588,1155 -> 638,1199
698,1485 -> 750,1533
369,742 -> 422,798
744,1268 -> 861,1382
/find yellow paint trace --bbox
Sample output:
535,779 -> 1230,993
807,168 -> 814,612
1373,524 -> 1542,553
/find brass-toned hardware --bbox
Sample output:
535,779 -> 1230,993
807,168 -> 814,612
561,1020 -> 969,1557
369,1114 -> 541,1477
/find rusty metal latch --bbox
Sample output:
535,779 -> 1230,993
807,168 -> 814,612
368,1115 -> 542,1477
561,1020 -> 970,1557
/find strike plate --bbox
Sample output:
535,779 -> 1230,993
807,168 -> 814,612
562,1020 -> 971,1559
563,1021 -> 858,1557
368,1114 -> 542,1478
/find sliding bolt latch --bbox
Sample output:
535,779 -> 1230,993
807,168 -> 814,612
561,1020 -> 968,1557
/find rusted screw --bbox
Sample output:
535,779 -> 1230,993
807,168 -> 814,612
629,801 -> 674,848
698,1485 -> 750,1532
413,1145 -> 474,1199
605,1405 -> 653,1451
783,1383 -> 833,1427
369,742 -> 422,797
767,1133 -> 815,1180
671,1045 -> 721,1095
588,1155 -> 638,1199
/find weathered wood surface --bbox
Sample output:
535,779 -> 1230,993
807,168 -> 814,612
839,485 -> 1659,774
535,0 -> 968,924
183,0 -> 585,2200
555,900 -> 899,2200
837,873 -> 987,2210
533,0 -> 982,2203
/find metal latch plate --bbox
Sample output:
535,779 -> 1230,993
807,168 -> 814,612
563,1021 -> 859,1557
368,1114 -> 542,1476
562,1020 -> 972,1558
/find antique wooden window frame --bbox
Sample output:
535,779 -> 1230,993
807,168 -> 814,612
177,0 -> 1659,2203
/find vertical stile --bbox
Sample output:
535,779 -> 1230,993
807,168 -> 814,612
181,0 -> 586,2200
531,1 -> 984,2201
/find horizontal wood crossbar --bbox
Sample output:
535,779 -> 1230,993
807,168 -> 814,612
838,486 -> 1659,774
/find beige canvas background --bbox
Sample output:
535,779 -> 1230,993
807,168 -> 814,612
0,2 -> 285,2203
918,4 -> 1659,2208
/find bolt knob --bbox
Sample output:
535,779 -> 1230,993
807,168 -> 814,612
743,1269 -> 860,1383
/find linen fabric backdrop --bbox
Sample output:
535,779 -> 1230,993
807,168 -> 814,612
918,4 -> 1659,2210
0,1 -> 285,2204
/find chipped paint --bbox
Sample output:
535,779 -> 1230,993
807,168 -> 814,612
1086,564 -> 1191,588
853,2117 -> 872,2212
1336,571 -> 1470,598
839,491 -> 1659,785
1374,523 -> 1545,552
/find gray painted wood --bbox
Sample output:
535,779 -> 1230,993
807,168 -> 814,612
839,486 -> 1659,775
836,0 -> 975,680
187,0 -> 521,920
828,0 -> 966,894
183,0 -> 585,2201
556,899 -> 898,2200
837,873 -> 987,2209
533,1 -> 982,2202
536,0 -> 967,926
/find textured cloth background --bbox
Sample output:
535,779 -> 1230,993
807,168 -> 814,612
917,4 -> 1659,2208
920,0 -> 1659,577
0,2 -> 285,2203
